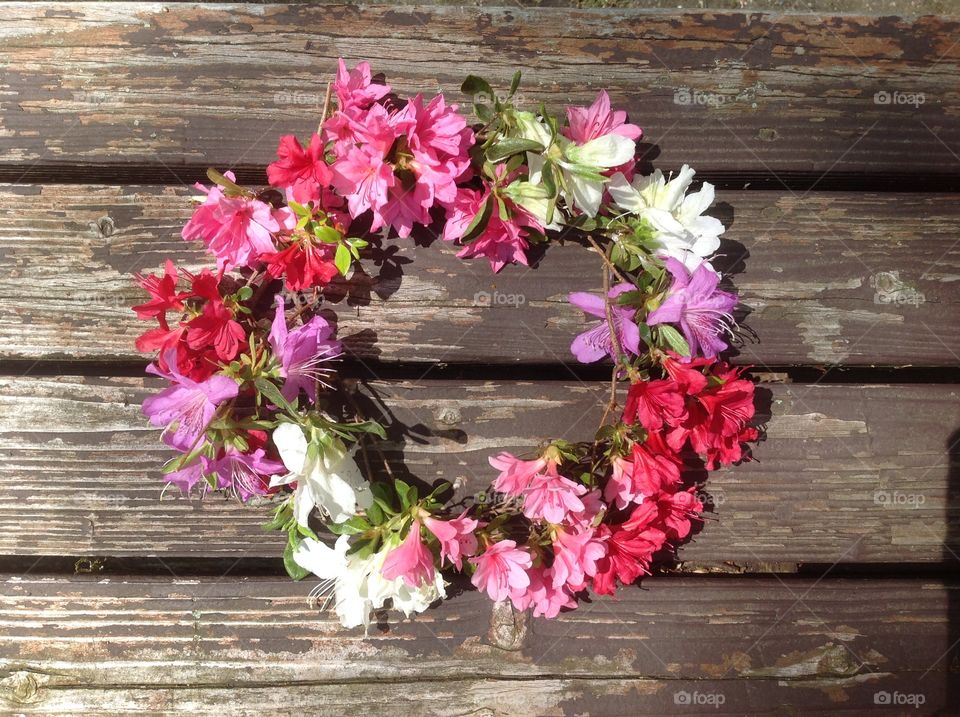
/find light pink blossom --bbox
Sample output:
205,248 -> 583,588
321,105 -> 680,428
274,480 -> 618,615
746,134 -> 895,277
488,452 -> 547,496
424,511 -> 478,570
511,567 -> 577,618
470,540 -> 533,602
522,470 -> 588,524
551,526 -> 607,590
381,520 -> 436,587
564,90 -> 642,145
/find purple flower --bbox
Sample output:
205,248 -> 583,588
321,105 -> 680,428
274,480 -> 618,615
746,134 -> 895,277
269,296 -> 343,404
646,258 -> 738,359
568,283 -> 642,363
203,447 -> 286,502
165,457 -> 206,493
142,350 -> 239,452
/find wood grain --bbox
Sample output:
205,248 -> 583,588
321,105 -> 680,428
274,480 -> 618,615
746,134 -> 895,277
1,375 -> 958,566
1,6 -> 959,183
2,185 -> 958,366
0,575 -> 956,715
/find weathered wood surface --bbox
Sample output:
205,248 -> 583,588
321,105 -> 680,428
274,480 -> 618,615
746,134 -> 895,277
2,185 -> 958,366
0,575 -> 956,715
2,375 -> 958,566
1,6 -> 959,184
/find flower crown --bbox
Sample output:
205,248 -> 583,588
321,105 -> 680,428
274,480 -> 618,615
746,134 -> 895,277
133,60 -> 759,629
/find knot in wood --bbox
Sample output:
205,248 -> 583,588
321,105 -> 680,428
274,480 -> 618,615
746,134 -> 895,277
95,216 -> 115,237
487,599 -> 528,651
4,671 -> 40,704
435,406 -> 461,425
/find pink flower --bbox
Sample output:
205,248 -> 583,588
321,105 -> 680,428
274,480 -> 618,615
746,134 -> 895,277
510,567 -> 576,618
564,90 -> 642,145
442,186 -> 541,273
181,171 -> 289,271
522,470 -> 588,524
333,59 -> 390,113
470,540 -> 533,602
267,133 -> 333,204
381,521 -> 436,587
329,90 -> 473,238
488,452 -> 547,496
551,527 -> 607,591
424,511 -> 478,570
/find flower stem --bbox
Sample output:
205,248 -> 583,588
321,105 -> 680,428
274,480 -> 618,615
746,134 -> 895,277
317,81 -> 333,134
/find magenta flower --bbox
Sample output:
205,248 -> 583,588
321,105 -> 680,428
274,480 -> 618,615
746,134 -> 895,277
142,350 -> 239,452
269,297 -> 342,404
203,447 -> 285,502
381,521 -> 436,587
443,187 -> 541,273
333,59 -> 391,114
521,470 -> 588,524
488,452 -> 548,496
563,90 -> 642,145
424,512 -> 479,570
646,258 -> 738,359
329,92 -> 473,238
470,540 -> 533,603
568,283 -> 642,363
181,171 -> 291,272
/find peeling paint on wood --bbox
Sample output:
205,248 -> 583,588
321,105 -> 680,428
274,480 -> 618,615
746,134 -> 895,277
1,186 -> 958,365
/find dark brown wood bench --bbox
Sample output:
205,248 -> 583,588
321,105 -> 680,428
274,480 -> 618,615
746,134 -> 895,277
1,4 -> 958,714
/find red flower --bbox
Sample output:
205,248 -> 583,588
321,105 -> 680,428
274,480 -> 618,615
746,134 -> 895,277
661,352 -> 711,394
653,487 -> 703,540
267,133 -> 333,204
623,378 -> 686,431
685,363 -> 756,469
261,241 -> 340,292
185,301 -> 245,362
132,260 -> 189,320
593,510 -> 667,596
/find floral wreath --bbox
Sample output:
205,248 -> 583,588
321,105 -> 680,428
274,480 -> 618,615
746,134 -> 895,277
133,60 -> 759,629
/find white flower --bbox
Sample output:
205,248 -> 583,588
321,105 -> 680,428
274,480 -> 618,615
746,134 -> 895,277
295,535 -> 446,629
271,422 -> 372,525
511,111 -> 636,219
608,164 -> 724,269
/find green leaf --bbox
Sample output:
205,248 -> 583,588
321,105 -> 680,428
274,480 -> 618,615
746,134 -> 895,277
343,419 -> 387,440
658,324 -> 691,356
235,285 -> 254,302
288,200 -> 311,218
460,194 -> 493,245
486,137 -> 545,163
334,243 -> 352,276
394,479 -> 415,510
254,378 -> 297,415
314,224 -> 341,243
283,534 -> 310,581
461,75 -> 493,99
474,102 -> 495,124
371,482 -> 397,514
367,500 -> 385,526
206,168 -> 246,196
328,515 -> 372,536
508,70 -> 522,98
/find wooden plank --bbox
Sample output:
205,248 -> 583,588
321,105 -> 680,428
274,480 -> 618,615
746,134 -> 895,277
1,185 -> 958,366
0,575 -> 956,715
1,6 -> 959,182
1,375 -> 958,566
